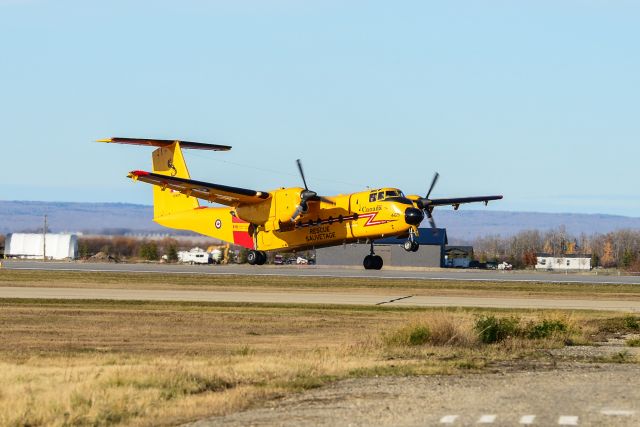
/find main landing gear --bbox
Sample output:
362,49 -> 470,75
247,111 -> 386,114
363,241 -> 383,270
247,250 -> 267,265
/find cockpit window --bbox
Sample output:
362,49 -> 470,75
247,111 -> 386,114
377,191 -> 384,200
386,190 -> 403,198
369,193 -> 377,202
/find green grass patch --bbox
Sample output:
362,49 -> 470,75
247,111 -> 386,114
626,338 -> 640,347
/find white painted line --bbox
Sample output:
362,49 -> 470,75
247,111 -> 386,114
478,414 -> 496,423
440,415 -> 459,424
520,415 -> 536,425
558,415 -> 579,425
601,409 -> 635,416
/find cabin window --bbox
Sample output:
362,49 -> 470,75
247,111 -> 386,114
369,193 -> 376,202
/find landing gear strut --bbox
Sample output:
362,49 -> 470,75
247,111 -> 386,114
403,229 -> 420,252
247,250 -> 267,265
363,241 -> 383,270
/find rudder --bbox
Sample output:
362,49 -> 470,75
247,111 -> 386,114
151,142 -> 199,218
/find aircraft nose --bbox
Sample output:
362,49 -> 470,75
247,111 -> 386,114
405,207 -> 424,226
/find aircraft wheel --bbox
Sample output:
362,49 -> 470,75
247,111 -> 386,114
256,251 -> 267,265
411,242 -> 420,252
372,255 -> 383,270
403,241 -> 414,252
363,255 -> 373,270
247,250 -> 258,265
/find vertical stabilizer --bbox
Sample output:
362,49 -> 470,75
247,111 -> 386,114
151,142 -> 199,218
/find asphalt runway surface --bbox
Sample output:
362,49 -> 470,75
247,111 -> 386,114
3,260 -> 640,285
3,260 -> 640,311
0,286 -> 639,312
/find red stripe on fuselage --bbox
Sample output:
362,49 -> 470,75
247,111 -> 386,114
231,215 -> 254,249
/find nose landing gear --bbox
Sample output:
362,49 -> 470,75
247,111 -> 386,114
403,228 -> 420,252
403,240 -> 420,252
363,241 -> 383,270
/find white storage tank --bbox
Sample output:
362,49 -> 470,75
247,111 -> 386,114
5,233 -> 78,260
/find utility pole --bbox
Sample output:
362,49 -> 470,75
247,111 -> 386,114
43,215 -> 47,261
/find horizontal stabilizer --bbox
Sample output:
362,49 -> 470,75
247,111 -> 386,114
98,137 -> 231,151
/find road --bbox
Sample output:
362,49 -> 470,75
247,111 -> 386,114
2,260 -> 640,284
1,286 -> 639,312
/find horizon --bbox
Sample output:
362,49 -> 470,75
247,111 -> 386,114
2,199 -> 640,220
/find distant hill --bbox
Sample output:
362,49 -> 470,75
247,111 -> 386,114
0,201 -> 165,235
1,200 -> 639,240
436,210 -> 640,241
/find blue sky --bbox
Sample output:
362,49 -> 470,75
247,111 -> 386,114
1,1 -> 639,216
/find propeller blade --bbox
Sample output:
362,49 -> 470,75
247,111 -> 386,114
288,159 -> 336,221
426,209 -> 437,233
426,172 -> 440,200
317,196 -> 336,206
290,203 -> 305,222
296,159 -> 309,190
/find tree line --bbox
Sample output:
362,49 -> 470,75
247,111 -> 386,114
76,236 -> 218,261
471,227 -> 640,270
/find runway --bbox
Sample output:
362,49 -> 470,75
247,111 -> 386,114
3,260 -> 640,284
1,286 -> 638,312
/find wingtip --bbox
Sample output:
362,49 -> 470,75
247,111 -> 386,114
96,138 -> 113,143
127,170 -> 150,181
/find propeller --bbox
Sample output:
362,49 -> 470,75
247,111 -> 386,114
417,172 -> 440,233
290,159 -> 335,222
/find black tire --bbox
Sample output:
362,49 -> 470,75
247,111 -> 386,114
373,255 -> 383,270
411,242 -> 420,252
363,255 -> 373,270
247,250 -> 258,265
256,251 -> 267,265
403,240 -> 414,252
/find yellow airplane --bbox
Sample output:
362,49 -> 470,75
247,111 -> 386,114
100,137 -> 502,269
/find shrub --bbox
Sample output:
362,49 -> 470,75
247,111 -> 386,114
166,245 -> 179,262
626,338 -> 640,347
384,325 -> 431,347
475,315 -> 520,344
624,316 -> 640,330
139,242 -> 159,261
408,327 -> 430,346
526,319 -> 568,339
424,312 -> 477,347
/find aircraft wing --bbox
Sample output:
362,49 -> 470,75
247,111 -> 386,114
427,195 -> 503,208
128,170 -> 270,206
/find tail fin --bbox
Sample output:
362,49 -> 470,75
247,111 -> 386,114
151,142 -> 199,218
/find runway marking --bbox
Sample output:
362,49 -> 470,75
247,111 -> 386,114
601,409 -> 635,416
477,414 -> 496,423
519,415 -> 536,425
375,295 -> 413,305
558,415 -> 578,425
440,414 -> 459,424
5,266 -> 640,285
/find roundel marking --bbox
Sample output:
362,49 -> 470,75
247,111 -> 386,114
215,219 -> 222,229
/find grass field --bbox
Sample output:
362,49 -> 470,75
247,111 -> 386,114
1,271 -> 639,426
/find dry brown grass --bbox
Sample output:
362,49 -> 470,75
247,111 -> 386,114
0,297 -> 638,425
